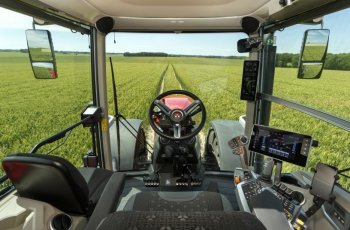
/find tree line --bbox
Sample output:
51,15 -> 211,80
123,52 -> 246,59
276,53 -> 350,71
1,49 -> 349,70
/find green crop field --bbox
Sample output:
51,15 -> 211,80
302,45 -> 327,62
28,47 -> 54,62
0,52 -> 349,190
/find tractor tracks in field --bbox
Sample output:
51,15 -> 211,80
157,64 -> 169,95
158,64 -> 184,94
171,65 -> 206,156
170,64 -> 183,90
148,64 -> 205,157
147,64 -> 185,151
171,64 -> 184,90
160,64 -> 206,156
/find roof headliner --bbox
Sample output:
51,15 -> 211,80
26,0 -> 337,32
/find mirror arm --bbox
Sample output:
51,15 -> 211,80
30,116 -> 93,154
32,18 -> 36,30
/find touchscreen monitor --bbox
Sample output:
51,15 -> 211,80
249,125 -> 312,167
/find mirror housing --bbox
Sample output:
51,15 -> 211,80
298,29 -> 330,79
26,29 -> 58,79
237,37 -> 262,53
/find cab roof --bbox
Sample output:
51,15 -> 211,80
5,0 -> 344,32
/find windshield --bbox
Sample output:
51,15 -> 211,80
105,32 -> 248,129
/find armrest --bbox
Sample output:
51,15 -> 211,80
250,189 -> 292,230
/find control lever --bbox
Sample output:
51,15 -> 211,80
228,135 -> 249,170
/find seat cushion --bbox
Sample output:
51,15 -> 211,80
123,191 -> 233,212
97,211 -> 267,230
78,167 -> 113,205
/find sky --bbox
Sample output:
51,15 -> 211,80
0,7 -> 350,56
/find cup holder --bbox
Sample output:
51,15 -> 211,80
50,213 -> 72,230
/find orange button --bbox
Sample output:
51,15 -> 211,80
234,176 -> 241,184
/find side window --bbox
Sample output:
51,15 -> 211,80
272,8 -> 350,190
0,8 -> 92,170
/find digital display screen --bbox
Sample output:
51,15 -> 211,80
249,125 -> 312,167
240,60 -> 259,101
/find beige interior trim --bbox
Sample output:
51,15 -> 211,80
0,192 -> 87,230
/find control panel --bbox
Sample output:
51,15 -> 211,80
238,179 -> 308,230
241,181 -> 298,220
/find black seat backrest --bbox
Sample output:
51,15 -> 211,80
2,153 -> 89,215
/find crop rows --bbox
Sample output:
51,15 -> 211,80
172,58 -> 247,130
0,53 -> 166,168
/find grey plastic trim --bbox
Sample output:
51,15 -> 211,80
236,181 -> 252,212
263,0 -> 350,34
258,93 -> 350,132
322,205 -> 340,230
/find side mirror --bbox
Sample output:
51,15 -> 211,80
298,29 -> 330,79
26,29 -> 58,79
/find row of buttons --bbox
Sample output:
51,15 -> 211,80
143,178 -> 160,187
242,181 -> 263,200
274,181 -> 293,197
334,211 -> 345,225
175,178 -> 202,187
273,182 -> 297,220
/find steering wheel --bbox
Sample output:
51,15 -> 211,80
149,90 -> 206,141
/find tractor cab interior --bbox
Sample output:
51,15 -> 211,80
0,0 -> 350,230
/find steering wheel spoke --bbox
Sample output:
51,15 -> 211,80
154,99 -> 171,117
185,100 -> 202,117
173,123 -> 182,139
